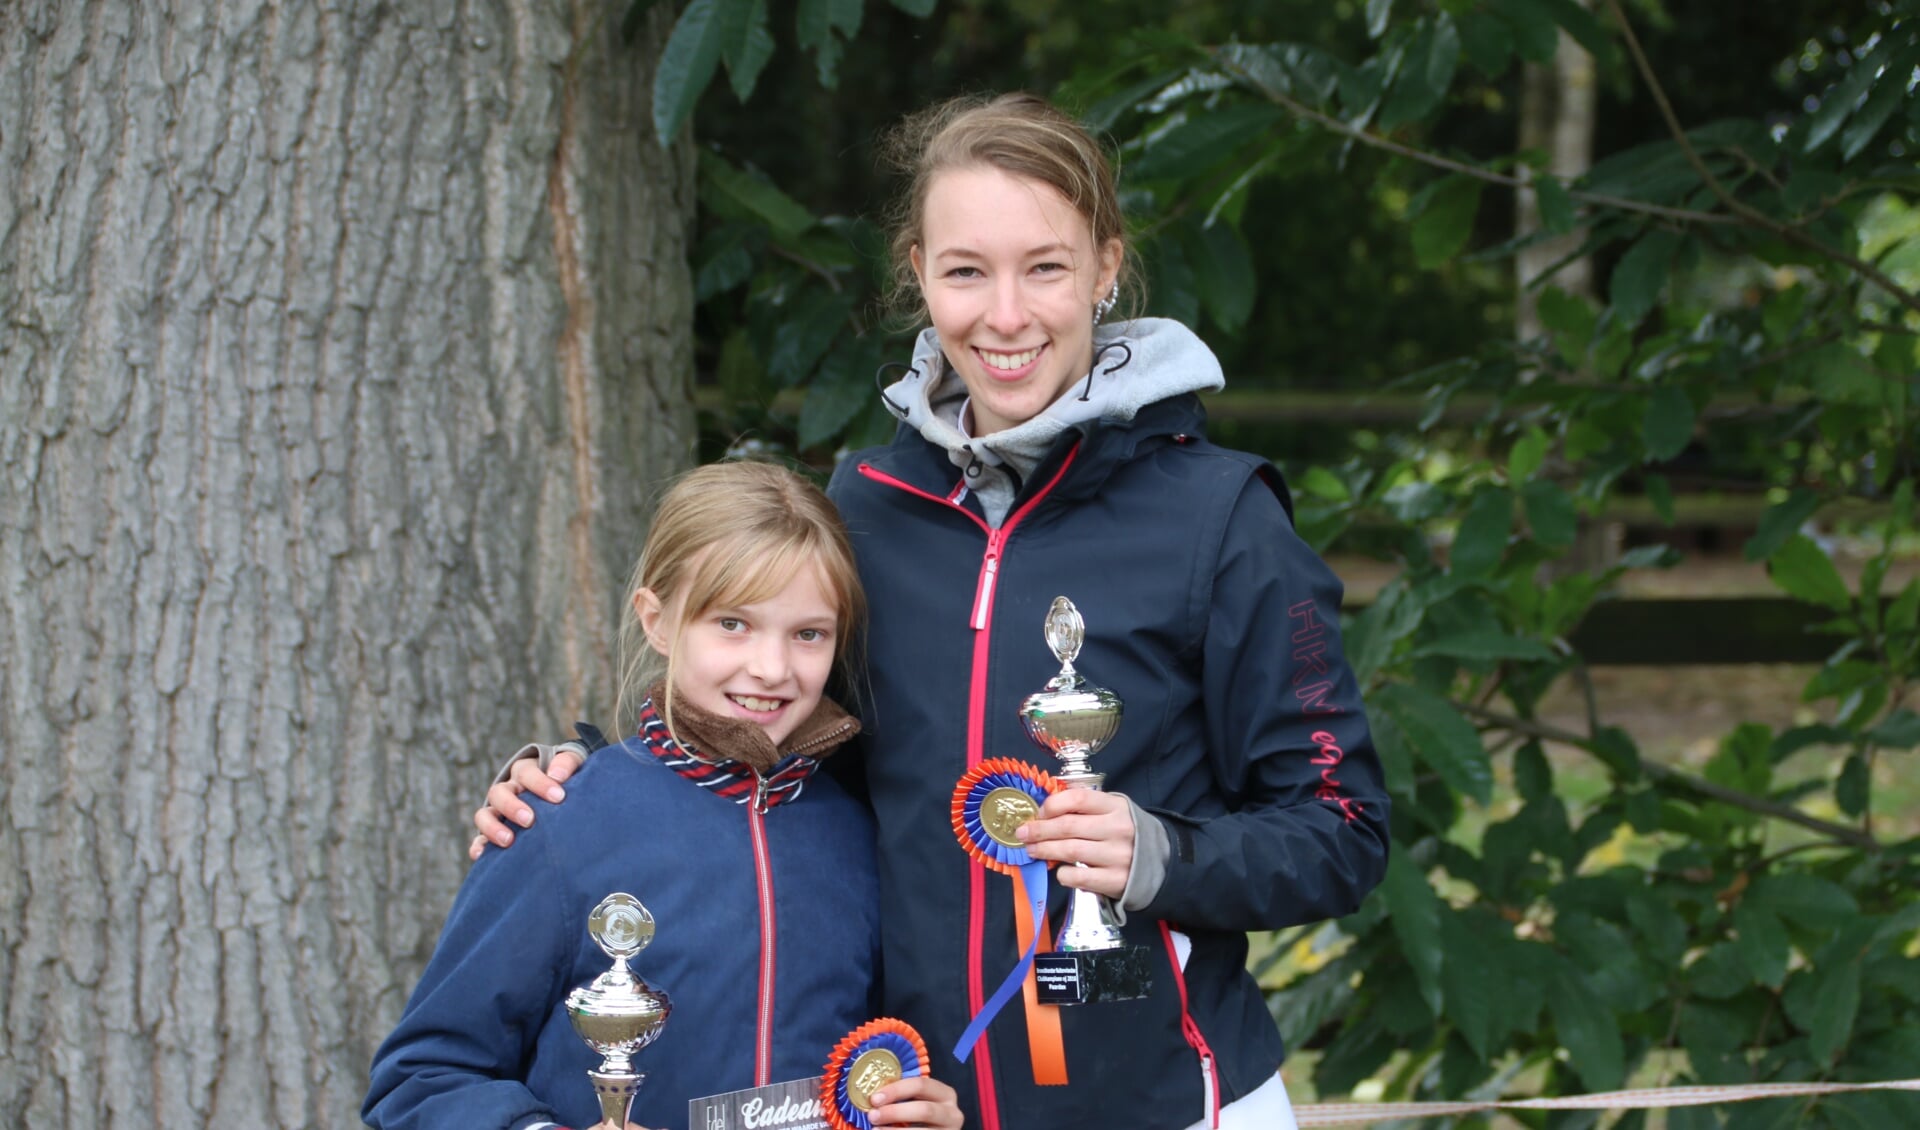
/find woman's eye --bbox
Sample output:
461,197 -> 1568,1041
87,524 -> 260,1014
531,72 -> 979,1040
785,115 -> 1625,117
718,617 -> 744,632
1033,262 -> 1066,274
796,628 -> 828,643
944,266 -> 982,279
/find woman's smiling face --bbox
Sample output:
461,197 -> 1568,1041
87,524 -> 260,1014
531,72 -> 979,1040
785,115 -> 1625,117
911,165 -> 1123,436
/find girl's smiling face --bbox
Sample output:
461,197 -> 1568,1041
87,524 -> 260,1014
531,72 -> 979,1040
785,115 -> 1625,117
911,165 -> 1123,436
636,563 -> 840,749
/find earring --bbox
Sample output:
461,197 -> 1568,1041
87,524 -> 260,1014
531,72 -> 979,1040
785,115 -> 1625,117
1093,281 -> 1119,326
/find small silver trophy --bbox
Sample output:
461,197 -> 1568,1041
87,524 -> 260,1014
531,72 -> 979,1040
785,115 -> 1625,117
1020,596 -> 1154,1005
566,893 -> 672,1128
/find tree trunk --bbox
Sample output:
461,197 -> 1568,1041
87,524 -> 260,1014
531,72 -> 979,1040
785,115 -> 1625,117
1515,0 -> 1599,339
0,3 -> 695,1126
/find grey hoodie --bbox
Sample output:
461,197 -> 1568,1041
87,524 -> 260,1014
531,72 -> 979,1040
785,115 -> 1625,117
879,316 -> 1226,527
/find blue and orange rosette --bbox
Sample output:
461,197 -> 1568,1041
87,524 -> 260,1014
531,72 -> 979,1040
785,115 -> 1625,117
949,758 -> 1068,1086
821,1017 -> 931,1130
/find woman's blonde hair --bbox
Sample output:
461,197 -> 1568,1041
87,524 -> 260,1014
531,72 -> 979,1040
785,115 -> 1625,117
614,461 -> 866,737
881,91 -> 1140,325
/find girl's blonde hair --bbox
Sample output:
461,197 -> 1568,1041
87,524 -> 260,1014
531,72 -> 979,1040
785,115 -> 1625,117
614,461 -> 866,737
881,91 -> 1140,325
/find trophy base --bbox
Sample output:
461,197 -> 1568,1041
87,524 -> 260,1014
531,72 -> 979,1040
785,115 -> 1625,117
589,1068 -> 645,1127
1033,946 -> 1154,1005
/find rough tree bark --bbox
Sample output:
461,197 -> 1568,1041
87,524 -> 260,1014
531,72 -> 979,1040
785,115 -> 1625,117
1515,0 -> 1599,339
0,2 -> 695,1126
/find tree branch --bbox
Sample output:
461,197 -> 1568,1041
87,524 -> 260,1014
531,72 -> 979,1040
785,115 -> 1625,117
1460,703 -> 1883,852
1600,0 -> 1920,318
1209,51 -> 1738,228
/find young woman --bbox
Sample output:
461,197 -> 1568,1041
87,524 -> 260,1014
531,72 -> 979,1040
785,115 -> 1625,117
477,94 -> 1390,1130
366,462 -> 962,1130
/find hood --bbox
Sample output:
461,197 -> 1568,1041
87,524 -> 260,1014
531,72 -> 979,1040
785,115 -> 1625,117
879,316 -> 1226,480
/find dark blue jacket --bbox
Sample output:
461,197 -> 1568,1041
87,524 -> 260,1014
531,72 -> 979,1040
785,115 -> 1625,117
827,392 -> 1390,1130
363,732 -> 881,1130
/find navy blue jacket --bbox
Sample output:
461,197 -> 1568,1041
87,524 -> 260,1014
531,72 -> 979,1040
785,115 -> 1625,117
827,392 -> 1390,1130
363,732 -> 881,1130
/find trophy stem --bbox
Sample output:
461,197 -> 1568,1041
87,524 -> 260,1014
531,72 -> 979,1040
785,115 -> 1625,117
589,1068 -> 644,1128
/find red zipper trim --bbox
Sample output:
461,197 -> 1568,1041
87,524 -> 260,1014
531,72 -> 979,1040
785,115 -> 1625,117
748,785 -> 777,1086
858,448 -> 1080,1130
1159,922 -> 1221,1128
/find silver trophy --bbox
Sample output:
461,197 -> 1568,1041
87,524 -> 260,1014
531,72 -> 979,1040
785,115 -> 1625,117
566,893 -> 672,1128
1020,596 -> 1154,1005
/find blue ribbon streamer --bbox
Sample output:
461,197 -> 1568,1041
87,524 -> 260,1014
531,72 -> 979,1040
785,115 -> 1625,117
830,1030 -> 923,1130
951,858 -> 1049,1063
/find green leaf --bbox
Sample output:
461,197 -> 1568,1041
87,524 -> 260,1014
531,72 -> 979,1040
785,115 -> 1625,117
1128,103 -> 1285,182
1870,709 -> 1920,749
1836,754 -> 1870,817
1410,627 -> 1555,662
1644,472 -> 1675,526
1804,50 -> 1882,153
1791,958 -> 1863,1066
1641,384 -> 1696,461
1380,852 -> 1445,1014
1508,428 -> 1549,483
1184,220 -> 1257,334
699,152 -> 817,241
887,0 -> 935,14
1743,489 -> 1822,562
1450,486 -> 1512,578
1143,231 -> 1200,326
1537,285 -> 1597,359
1551,963 -> 1626,1090
796,0 -> 862,87
1732,902 -> 1790,988
1535,0 -> 1613,60
1747,873 -> 1859,924
1535,174 -> 1575,234
1380,16 -> 1461,130
1491,0 -> 1559,63
1365,0 -> 1394,39
1439,912 -> 1501,1057
1374,682 -> 1494,804
653,0 -> 727,144
1609,230 -> 1680,328
1767,534 -> 1851,610
716,328 -> 770,405
1411,176 -> 1483,268
720,0 -> 775,101
767,288 -> 857,385
1888,577 -> 1920,635
798,334 -> 884,449
1841,57 -> 1909,160
1522,478 -> 1577,549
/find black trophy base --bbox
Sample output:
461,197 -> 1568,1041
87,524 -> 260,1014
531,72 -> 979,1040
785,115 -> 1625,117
1033,946 -> 1154,1005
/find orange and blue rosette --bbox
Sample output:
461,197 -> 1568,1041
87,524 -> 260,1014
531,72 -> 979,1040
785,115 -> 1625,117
949,757 -> 1068,1085
820,1017 -> 932,1130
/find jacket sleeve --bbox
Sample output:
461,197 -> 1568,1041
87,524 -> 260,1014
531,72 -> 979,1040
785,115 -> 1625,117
362,819 -> 575,1130
1138,473 -> 1390,933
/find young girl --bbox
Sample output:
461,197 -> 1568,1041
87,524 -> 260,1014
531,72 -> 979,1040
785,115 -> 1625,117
365,462 -> 962,1130
477,94 -> 1390,1130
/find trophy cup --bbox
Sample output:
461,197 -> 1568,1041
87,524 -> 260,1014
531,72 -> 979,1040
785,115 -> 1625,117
1021,596 -> 1154,1006
566,893 -> 672,1128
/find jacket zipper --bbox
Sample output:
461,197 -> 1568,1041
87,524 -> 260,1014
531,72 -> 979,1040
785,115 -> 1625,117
1160,922 -> 1220,1128
749,777 -> 777,1086
858,448 -> 1080,1130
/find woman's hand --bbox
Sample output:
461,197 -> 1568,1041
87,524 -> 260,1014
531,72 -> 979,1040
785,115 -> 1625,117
466,750 -> 587,860
1017,789 -> 1135,900
867,1073 -> 964,1128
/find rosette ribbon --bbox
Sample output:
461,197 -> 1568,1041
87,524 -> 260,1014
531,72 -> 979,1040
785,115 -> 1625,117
949,758 -> 1068,1086
820,1017 -> 931,1130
